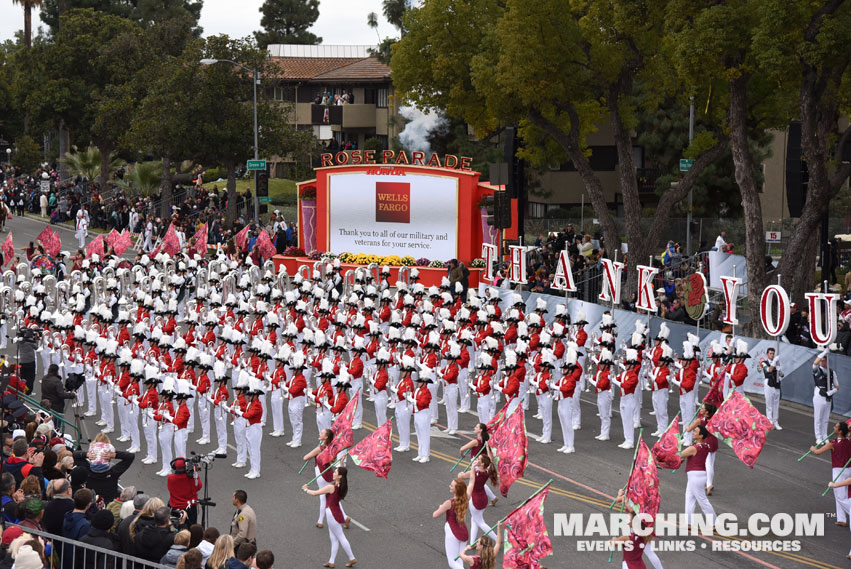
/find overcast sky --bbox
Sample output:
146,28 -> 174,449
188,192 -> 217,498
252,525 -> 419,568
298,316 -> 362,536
0,0 -> 393,45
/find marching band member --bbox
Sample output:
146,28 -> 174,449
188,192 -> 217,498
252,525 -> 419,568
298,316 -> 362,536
231,378 -> 250,469
759,347 -> 784,430
348,336 -> 366,430
649,344 -> 673,437
173,379 -> 192,459
302,467 -> 357,568
687,402 -> 719,495
96,339 -> 118,434
813,349 -> 839,444
432,478 -> 469,569
474,354 -> 495,424
498,350 -> 521,417
121,358 -> 142,453
458,454 -> 497,545
612,348 -> 639,450
370,348 -> 391,426
244,377 -> 264,479
725,340 -> 750,397
286,352 -> 308,448
813,422 -> 851,527
138,365 -> 161,465
671,342 -> 698,445
312,361 -> 335,433
680,425 -> 717,527
555,349 -> 578,454
269,346 -> 289,438
194,353 -> 213,445
211,364 -> 231,457
588,348 -> 613,442
531,349 -> 555,444
412,367 -> 434,463
393,356 -> 416,452
154,377 -> 177,477
441,343 -> 462,435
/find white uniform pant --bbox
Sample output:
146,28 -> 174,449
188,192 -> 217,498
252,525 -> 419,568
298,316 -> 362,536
633,389 -> 642,427
706,451 -> 716,489
85,376 -> 98,415
459,370 -> 471,412
476,394 -> 493,425
444,384 -> 459,431
326,511 -> 355,564
259,392 -> 267,425
99,387 -> 114,430
197,396 -> 210,441
679,390 -> 697,445
270,389 -> 285,434
142,415 -> 157,461
288,396 -> 305,445
174,427 -> 188,459
123,402 -> 140,449
374,391 -> 388,426
349,379 -> 364,428
234,417 -> 247,464
764,385 -> 780,425
316,408 -> 332,433
428,382 -> 439,422
187,395 -> 196,433
246,422 -> 261,473
396,401 -> 412,449
571,381 -> 582,428
652,389 -> 668,434
414,409 -> 431,459
214,405 -> 228,451
557,398 -> 574,448
814,390 -> 831,443
539,394 -> 552,441
834,467 -> 851,523
443,523 -> 466,569
596,391 -> 612,438
685,470 -> 715,526
158,423 -> 174,467
118,399 -> 130,439
468,500 -> 494,544
619,393 -> 635,445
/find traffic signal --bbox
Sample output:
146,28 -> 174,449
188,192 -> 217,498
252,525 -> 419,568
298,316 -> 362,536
256,166 -> 269,198
482,195 -> 496,226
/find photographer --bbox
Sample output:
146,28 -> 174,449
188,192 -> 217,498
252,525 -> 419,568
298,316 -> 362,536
16,328 -> 38,393
41,364 -> 76,416
167,458 -> 202,526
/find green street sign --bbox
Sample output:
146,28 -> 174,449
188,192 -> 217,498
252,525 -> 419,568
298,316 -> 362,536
247,159 -> 266,171
679,158 -> 694,172
258,197 -> 273,204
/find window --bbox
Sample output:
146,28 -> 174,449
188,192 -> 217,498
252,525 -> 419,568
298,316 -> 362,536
266,86 -> 295,102
528,202 -> 546,218
363,88 -> 377,105
376,88 -> 389,108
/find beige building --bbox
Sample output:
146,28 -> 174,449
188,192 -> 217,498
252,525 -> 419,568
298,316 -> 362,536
265,44 -> 402,170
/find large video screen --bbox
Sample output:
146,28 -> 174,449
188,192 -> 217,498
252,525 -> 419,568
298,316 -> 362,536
328,172 -> 459,260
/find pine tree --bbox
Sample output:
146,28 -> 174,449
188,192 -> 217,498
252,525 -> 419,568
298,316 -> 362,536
254,0 -> 321,48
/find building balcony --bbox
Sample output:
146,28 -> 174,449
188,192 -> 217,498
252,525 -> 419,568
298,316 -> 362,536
342,104 -> 378,128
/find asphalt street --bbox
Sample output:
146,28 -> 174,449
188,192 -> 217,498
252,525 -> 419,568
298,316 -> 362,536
6,214 -> 850,569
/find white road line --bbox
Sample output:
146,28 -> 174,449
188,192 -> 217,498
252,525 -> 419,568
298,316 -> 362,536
348,518 -> 370,532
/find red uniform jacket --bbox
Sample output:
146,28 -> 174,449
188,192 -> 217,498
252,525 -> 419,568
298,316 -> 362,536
374,368 -> 389,392
594,369 -> 611,393
244,399 -> 263,425
414,385 -> 431,412
442,362 -> 459,385
620,370 -> 639,395
288,373 -> 307,398
173,403 -> 190,430
330,391 -> 349,415
397,376 -> 414,402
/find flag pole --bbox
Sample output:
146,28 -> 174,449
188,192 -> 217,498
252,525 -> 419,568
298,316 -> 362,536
799,432 -> 836,462
822,454 -> 851,497
450,449 -> 470,472
454,478 -> 553,562
306,450 -> 349,487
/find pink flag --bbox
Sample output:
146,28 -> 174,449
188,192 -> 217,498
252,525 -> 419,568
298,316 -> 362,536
113,230 -> 133,257
105,229 -> 121,251
490,405 -> 528,497
161,224 -> 180,257
626,439 -> 661,523
348,419 -> 393,478
320,391 -> 359,463
46,231 -> 61,258
36,226 -> 53,251
503,485 -> 553,569
651,415 -> 682,470
707,390 -> 773,468
1,233 -> 13,267
85,235 -> 105,259
255,230 -> 276,260
234,225 -> 250,252
191,223 -> 208,258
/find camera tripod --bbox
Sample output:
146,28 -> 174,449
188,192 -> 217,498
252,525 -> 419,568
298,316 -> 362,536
190,451 -> 217,528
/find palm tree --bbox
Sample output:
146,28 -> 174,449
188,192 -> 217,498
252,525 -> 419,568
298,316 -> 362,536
115,162 -> 163,198
60,146 -> 124,184
11,0 -> 43,49
367,12 -> 381,42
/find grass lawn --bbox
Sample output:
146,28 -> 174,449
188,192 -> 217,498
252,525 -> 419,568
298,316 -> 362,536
201,178 -> 297,206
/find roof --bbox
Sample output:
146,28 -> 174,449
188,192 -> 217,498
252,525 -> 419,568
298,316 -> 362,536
269,56 -> 391,83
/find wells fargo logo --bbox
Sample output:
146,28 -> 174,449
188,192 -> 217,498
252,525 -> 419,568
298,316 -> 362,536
375,182 -> 410,223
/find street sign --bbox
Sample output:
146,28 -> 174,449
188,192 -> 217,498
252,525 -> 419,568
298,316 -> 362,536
258,197 -> 273,204
247,160 -> 266,171
765,231 -> 782,243
679,158 -> 694,172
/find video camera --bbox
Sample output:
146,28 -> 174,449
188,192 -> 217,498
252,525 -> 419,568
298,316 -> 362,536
16,328 -> 41,343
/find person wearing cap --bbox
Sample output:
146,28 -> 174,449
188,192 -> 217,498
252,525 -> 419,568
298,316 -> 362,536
648,345 -> 671,437
285,354 -> 308,449
96,348 -> 118,434
154,385 -> 177,477
588,348 -> 614,442
78,508 -> 119,560
0,526 -> 23,567
243,381 -> 264,479
758,347 -> 784,431
531,350 -> 555,444
230,381 -> 250,471
392,360 -> 415,453
440,344 -> 461,435
173,387 -> 192,461
671,343 -> 698,446
612,349 -> 640,450
138,371 -> 161,465
210,373 -> 230,457
18,498 -> 45,532
411,370 -> 433,464
168,458 -> 202,526
369,350 -> 391,426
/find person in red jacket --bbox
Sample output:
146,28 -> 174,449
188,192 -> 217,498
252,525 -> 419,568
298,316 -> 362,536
556,350 -> 579,454
287,352 -> 308,448
172,383 -> 192,461
269,351 -> 288,438
650,344 -> 673,437
412,369 -> 433,463
613,349 -> 639,450
725,340 -> 750,398
167,457 -> 203,525
371,348 -> 391,425
243,378 -> 264,479
328,374 -> 350,418
588,348 -> 613,442
671,343 -> 698,445
441,343 -> 461,434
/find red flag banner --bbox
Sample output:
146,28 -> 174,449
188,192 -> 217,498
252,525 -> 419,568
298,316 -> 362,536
487,400 -> 511,433
234,225 -> 250,252
161,224 -> 180,257
85,235 -> 105,259
255,230 -> 276,260
490,405 -> 528,497
651,415 -> 682,470
503,485 -> 553,569
349,419 -> 393,478
36,226 -> 53,251
114,230 -> 133,257
703,374 -> 724,407
626,439 -> 661,523
1,233 -> 13,266
105,229 -> 121,252
46,230 -> 61,258
706,390 -> 773,468
320,391 -> 359,462
191,223 -> 208,258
